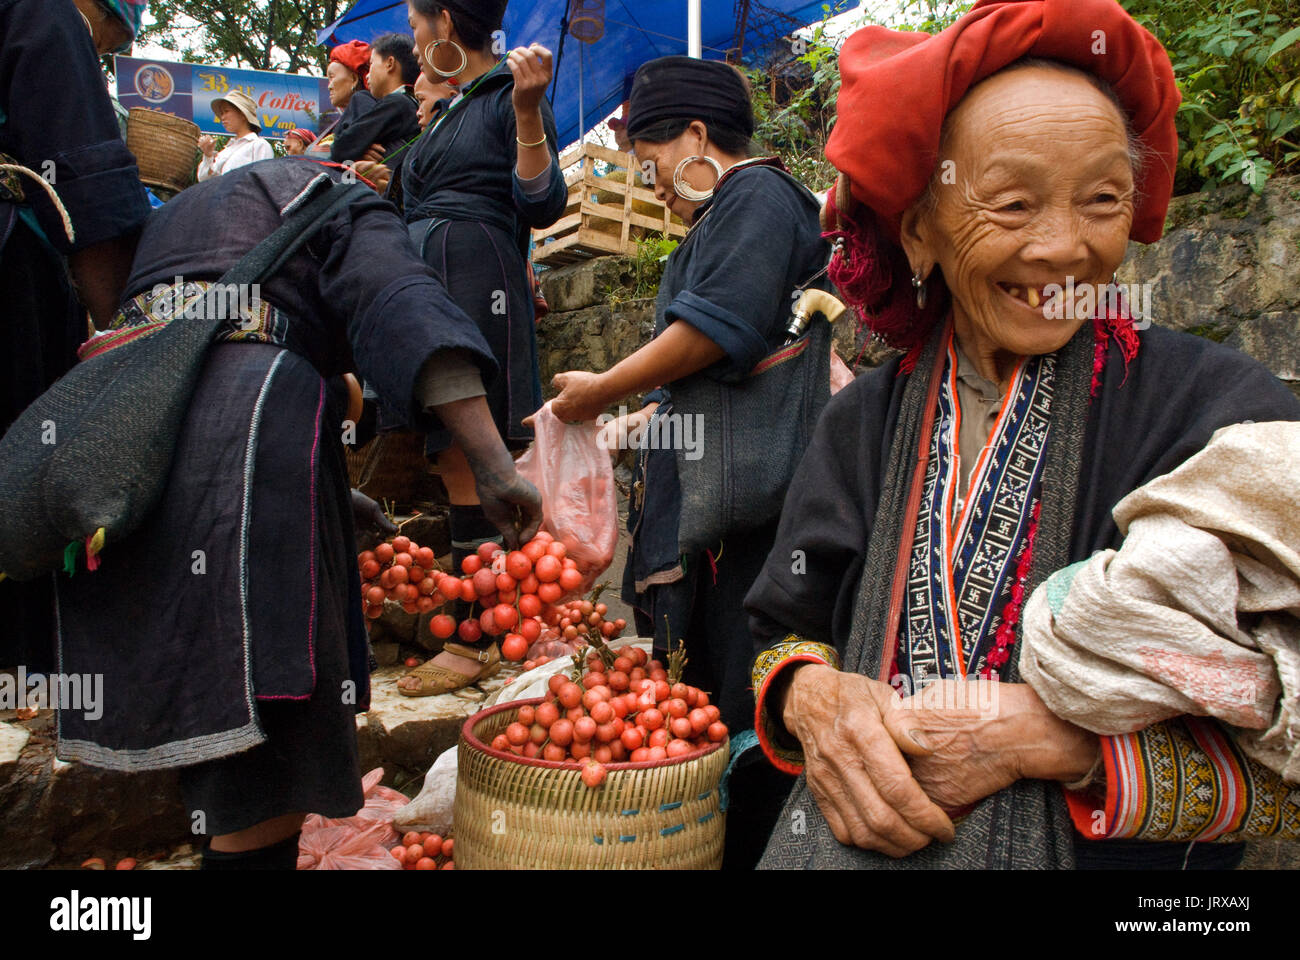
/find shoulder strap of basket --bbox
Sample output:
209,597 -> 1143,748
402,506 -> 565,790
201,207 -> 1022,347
216,177 -> 370,290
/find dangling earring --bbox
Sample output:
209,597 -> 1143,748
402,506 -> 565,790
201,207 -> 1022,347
912,269 -> 928,310
672,155 -> 724,203
424,38 -> 468,79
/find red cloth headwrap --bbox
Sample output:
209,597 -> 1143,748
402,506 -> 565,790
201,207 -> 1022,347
330,40 -> 372,86
827,0 -> 1180,243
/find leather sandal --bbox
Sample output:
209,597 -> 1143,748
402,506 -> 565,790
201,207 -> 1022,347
397,641 -> 501,697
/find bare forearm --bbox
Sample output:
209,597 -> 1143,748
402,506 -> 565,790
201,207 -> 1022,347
999,684 -> 1100,783
514,107 -> 549,179
432,395 -> 515,481
69,236 -> 139,330
601,322 -> 725,402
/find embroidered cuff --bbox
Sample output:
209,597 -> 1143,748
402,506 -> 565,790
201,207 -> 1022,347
752,637 -> 840,775
1064,717 -> 1300,842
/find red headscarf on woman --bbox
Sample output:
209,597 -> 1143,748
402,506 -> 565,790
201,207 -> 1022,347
329,39 -> 372,88
827,0 -> 1178,241
823,0 -> 1180,351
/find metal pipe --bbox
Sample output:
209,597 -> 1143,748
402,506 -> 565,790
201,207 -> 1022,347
688,0 -> 701,57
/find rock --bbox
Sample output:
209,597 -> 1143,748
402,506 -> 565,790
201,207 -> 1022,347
1120,174 -> 1300,386
356,665 -> 516,784
0,715 -> 189,869
0,722 -> 30,777
539,257 -> 637,312
375,597 -> 419,644
1224,311 -> 1300,389
538,300 -> 656,415
371,641 -> 400,667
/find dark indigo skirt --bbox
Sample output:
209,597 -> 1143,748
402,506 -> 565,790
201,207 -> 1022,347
55,343 -> 367,835
408,217 -> 541,455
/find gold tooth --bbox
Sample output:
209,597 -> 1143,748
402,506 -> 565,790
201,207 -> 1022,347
1027,287 -> 1041,308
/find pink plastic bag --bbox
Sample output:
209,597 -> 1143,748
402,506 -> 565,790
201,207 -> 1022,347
298,768 -> 410,869
298,819 -> 403,871
515,401 -> 617,590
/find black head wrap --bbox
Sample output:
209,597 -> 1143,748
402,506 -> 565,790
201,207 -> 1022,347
438,0 -> 508,31
625,55 -> 754,142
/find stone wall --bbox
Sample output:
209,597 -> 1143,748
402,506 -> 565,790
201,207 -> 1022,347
1121,174 -> 1300,394
536,257 -> 656,416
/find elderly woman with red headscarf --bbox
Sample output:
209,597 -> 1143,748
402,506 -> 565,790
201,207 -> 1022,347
306,40 -> 374,159
746,0 -> 1300,870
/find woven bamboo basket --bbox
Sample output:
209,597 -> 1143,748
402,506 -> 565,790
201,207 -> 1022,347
455,698 -> 729,869
126,108 -> 199,194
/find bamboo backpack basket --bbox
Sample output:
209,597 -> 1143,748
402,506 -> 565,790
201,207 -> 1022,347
455,698 -> 730,869
126,108 -> 199,194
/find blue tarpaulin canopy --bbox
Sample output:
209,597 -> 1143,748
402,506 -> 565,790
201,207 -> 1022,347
317,1 -> 841,148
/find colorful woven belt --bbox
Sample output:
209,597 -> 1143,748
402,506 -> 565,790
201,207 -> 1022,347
79,279 -> 294,362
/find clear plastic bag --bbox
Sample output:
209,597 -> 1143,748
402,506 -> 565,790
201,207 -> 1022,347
515,401 -> 617,590
298,768 -> 410,869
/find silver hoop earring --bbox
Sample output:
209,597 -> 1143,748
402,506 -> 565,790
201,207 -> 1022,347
672,155 -> 723,203
424,38 -> 467,79
912,269 -> 928,310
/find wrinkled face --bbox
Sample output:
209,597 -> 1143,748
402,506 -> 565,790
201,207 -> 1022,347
327,61 -> 359,107
284,136 -> 306,155
903,66 -> 1136,362
632,121 -> 712,223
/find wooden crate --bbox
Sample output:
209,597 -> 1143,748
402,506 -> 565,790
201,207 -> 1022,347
532,142 -> 686,267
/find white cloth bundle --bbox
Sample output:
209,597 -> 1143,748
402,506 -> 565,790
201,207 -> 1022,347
1020,421 -> 1300,781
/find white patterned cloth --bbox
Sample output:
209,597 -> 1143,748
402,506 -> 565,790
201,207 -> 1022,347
1021,421 -> 1300,781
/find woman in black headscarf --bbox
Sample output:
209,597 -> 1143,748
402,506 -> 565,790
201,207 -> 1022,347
390,0 -> 566,697
546,56 -> 832,869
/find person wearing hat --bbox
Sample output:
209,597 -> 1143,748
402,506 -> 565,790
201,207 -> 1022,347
283,128 -> 317,156
744,0 -> 1300,871
197,90 -> 274,180
389,0 -> 567,699
544,54 -> 832,869
72,0 -> 145,54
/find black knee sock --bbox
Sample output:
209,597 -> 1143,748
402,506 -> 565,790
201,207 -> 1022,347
449,504 -> 501,634
200,832 -> 301,871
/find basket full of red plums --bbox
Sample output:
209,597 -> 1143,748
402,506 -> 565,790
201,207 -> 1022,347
452,639 -> 730,869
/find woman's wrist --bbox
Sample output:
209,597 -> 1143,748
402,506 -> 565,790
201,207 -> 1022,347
778,661 -> 836,737
999,684 -> 1100,783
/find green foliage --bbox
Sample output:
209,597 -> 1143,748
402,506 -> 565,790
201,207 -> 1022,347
141,0 -> 345,73
605,233 -> 678,306
1121,1 -> 1300,193
747,0 -> 1297,198
746,1 -> 973,192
